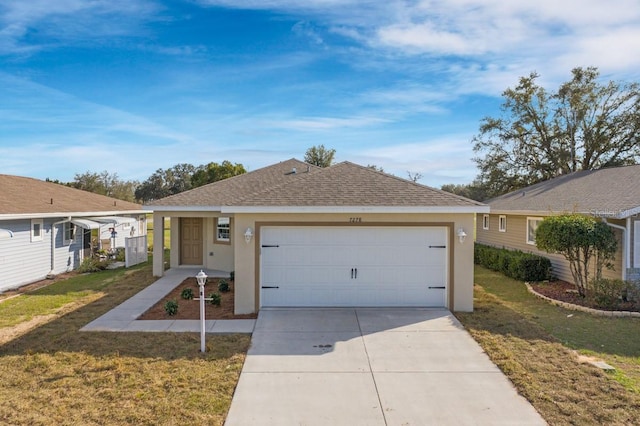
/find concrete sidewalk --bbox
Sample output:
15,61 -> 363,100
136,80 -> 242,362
225,308 -> 546,426
80,268 -> 255,334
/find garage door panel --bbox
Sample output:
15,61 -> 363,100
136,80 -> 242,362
261,226 -> 448,308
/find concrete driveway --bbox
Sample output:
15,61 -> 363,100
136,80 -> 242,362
225,308 -> 545,425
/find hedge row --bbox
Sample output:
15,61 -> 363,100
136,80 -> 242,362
474,244 -> 551,282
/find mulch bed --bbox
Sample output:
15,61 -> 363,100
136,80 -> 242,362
530,280 -> 640,313
138,277 -> 257,320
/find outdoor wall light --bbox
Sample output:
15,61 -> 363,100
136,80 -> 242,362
457,228 -> 467,244
244,227 -> 254,243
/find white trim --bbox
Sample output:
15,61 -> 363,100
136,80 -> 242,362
222,205 -> 490,214
88,216 -> 135,225
70,218 -> 101,230
482,214 -> 489,230
0,210 -> 145,220
499,215 -> 507,232
526,217 -> 543,245
143,205 -> 223,212
490,207 -> 640,219
621,206 -> 640,219
31,218 -> 43,242
635,220 -> 640,268
216,217 -> 230,242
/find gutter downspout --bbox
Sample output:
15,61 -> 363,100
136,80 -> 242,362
603,218 -> 627,281
49,217 -> 71,276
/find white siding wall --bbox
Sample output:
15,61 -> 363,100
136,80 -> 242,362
0,218 -> 78,292
98,215 -> 146,249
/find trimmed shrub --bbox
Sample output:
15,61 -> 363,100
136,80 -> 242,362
209,292 -> 221,306
218,279 -> 230,293
475,244 -> 551,282
180,288 -> 194,300
164,300 -> 178,316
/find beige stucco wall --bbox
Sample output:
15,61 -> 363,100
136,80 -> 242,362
152,211 -> 235,273
476,213 -> 625,283
232,212 -> 476,314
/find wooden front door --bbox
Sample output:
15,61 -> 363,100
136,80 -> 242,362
180,218 -> 203,265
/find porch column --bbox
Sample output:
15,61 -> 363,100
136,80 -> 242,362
153,213 -> 165,277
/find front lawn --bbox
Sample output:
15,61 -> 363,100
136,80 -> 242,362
456,266 -> 640,425
0,263 -> 250,425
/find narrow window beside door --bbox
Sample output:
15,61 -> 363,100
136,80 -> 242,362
216,217 -> 230,243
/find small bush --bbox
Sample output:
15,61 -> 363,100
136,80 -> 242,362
218,279 -> 230,292
229,271 -> 235,281
474,244 -> 551,282
164,300 -> 179,316
588,278 -> 640,310
181,288 -> 194,300
78,257 -> 109,273
208,292 -> 221,306
115,247 -> 126,262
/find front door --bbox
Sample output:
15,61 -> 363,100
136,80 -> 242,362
180,218 -> 203,265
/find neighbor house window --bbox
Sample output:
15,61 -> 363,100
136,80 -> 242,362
216,217 -> 230,242
527,217 -> 543,245
31,219 -> 43,242
499,215 -> 507,232
64,222 -> 76,244
482,214 -> 489,230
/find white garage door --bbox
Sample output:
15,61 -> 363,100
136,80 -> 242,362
260,226 -> 448,307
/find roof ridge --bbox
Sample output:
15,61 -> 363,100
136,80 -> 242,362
338,161 -> 485,206
231,160 -> 329,204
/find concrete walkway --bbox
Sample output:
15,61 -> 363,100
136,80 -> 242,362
81,268 -> 255,334
225,308 -> 546,426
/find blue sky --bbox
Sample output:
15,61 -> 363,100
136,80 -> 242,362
1,0 -> 639,187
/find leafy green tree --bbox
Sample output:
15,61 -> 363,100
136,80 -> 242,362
135,163 -> 196,202
440,182 -> 488,201
304,145 -> 335,167
535,214 -> 617,297
191,161 -> 246,188
473,67 -> 640,198
71,171 -> 138,202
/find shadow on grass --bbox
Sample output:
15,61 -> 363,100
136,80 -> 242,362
469,266 -> 640,359
0,264 -> 250,361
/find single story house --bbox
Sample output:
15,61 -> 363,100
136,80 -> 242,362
477,165 -> 640,283
146,159 -> 489,314
0,174 -> 147,293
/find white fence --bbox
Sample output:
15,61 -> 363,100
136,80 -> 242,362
125,236 -> 148,268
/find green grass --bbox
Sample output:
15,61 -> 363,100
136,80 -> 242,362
456,266 -> 640,425
0,268 -> 129,328
0,261 -> 250,425
147,216 -> 170,249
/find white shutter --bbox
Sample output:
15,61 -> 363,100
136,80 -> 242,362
635,221 -> 640,268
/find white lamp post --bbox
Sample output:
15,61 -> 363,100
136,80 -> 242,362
195,269 -> 208,352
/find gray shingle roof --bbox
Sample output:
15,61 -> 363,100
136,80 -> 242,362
147,159 -> 485,210
0,174 -> 143,216
487,165 -> 640,218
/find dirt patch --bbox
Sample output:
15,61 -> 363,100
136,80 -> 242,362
138,277 -> 257,320
0,271 -> 77,302
530,280 -> 640,312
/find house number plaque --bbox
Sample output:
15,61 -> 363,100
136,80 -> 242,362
349,217 -> 362,223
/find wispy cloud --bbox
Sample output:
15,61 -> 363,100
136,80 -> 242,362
0,0 -> 160,55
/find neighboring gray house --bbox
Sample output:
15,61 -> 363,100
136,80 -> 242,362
0,174 -> 146,293
477,165 -> 640,283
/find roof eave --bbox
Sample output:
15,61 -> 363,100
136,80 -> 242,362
222,205 -> 490,214
0,210 -> 146,220
143,205 -> 223,212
